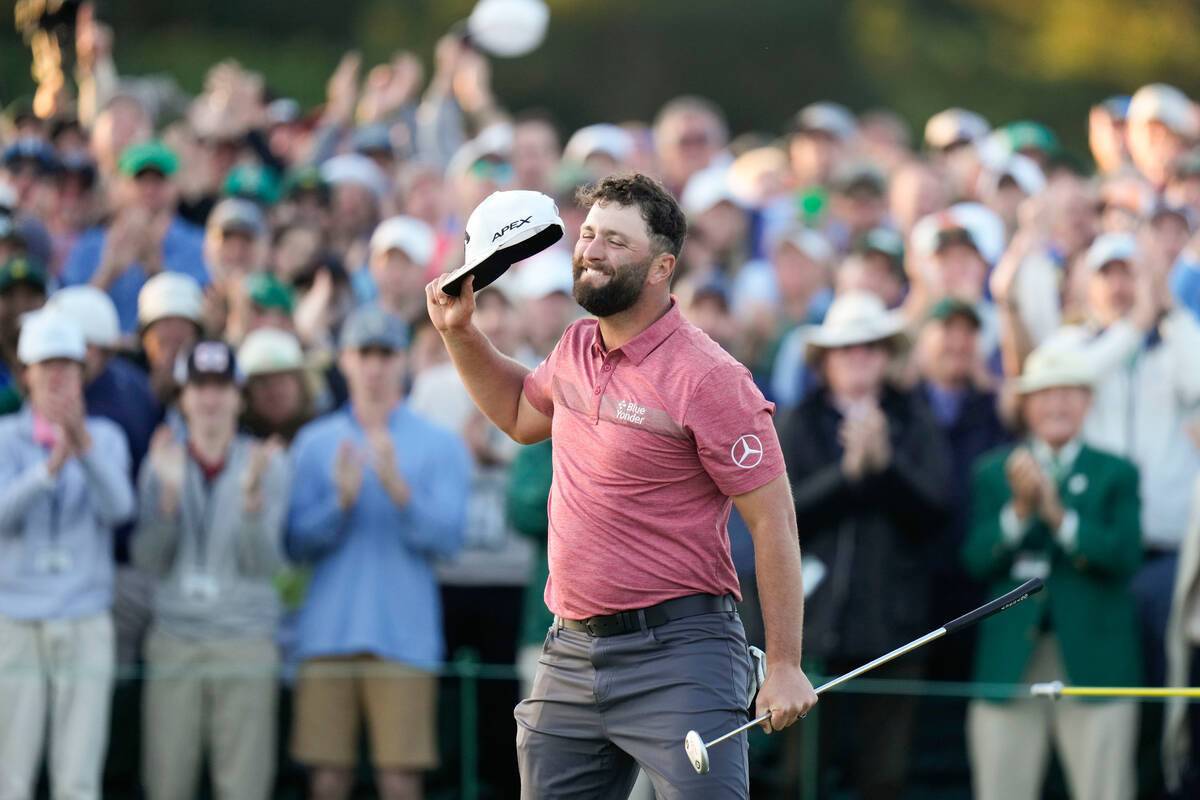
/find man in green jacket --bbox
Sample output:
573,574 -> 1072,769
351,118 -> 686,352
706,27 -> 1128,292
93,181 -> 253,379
963,339 -> 1142,800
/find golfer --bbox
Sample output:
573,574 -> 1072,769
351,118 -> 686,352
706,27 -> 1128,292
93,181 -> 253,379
426,173 -> 817,798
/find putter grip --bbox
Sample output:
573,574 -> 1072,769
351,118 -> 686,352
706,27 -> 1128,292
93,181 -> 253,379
941,578 -> 1044,635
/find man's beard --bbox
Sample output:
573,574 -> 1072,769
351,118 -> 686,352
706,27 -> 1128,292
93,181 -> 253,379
572,254 -> 652,318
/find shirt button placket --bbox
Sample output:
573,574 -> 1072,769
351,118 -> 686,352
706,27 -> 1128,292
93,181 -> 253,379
594,357 -> 615,422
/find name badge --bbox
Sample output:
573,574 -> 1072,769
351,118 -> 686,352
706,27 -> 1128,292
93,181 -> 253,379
180,572 -> 220,603
1011,552 -> 1050,582
34,548 -> 73,574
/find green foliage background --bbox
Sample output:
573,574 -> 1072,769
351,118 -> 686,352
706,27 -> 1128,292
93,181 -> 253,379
3,0 -> 1198,151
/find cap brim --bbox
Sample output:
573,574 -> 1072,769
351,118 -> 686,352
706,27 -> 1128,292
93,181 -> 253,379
440,223 -> 564,297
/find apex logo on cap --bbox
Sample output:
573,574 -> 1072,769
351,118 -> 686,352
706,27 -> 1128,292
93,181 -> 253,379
492,215 -> 533,242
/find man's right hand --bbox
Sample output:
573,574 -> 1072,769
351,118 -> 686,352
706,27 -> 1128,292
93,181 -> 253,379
426,274 -> 476,335
1005,448 -> 1043,519
334,440 -> 364,510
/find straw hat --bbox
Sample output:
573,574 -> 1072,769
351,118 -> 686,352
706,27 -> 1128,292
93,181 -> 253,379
804,291 -> 906,365
1014,340 -> 1094,394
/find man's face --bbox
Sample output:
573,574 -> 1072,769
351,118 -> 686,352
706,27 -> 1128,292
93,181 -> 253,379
246,371 -> 305,426
132,170 -> 174,215
522,292 -> 577,354
922,315 -> 978,386
512,121 -> 560,191
143,317 -> 199,372
1151,213 -> 1191,265
210,228 -> 263,278
1024,386 -> 1091,447
889,164 -> 947,235
822,342 -> 889,398
933,242 -> 988,302
340,346 -> 404,405
1088,259 -> 1137,326
331,184 -> 378,236
1089,107 -> 1128,174
180,378 -> 241,430
370,248 -> 425,307
573,202 -> 657,318
27,358 -> 83,412
657,110 -> 720,187
773,242 -> 827,308
1128,119 -> 1186,185
2,158 -> 52,207
789,131 -> 840,187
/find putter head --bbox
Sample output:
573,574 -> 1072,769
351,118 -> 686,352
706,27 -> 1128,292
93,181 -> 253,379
684,730 -> 710,774
1030,681 -> 1064,698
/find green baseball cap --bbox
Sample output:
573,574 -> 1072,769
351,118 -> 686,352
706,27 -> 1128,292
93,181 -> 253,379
928,296 -> 981,328
246,272 -> 295,313
0,255 -> 47,293
118,141 -> 179,177
224,163 -> 281,206
1001,121 -> 1059,157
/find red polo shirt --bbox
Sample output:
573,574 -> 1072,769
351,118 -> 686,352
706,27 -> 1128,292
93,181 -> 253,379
522,300 -> 786,619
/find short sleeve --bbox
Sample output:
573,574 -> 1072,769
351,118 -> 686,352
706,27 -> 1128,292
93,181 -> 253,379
684,362 -> 786,497
522,346 -> 558,417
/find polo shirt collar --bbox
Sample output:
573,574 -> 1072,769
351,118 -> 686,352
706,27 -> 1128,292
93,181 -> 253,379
590,299 -> 684,366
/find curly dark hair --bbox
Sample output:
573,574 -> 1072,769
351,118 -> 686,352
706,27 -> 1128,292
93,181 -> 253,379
575,173 -> 687,258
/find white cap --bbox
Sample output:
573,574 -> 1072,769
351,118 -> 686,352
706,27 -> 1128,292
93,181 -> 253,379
447,123 -> 515,180
1083,232 -> 1137,273
320,153 -> 389,201
18,310 -> 86,364
563,123 -> 634,165
1015,339 -> 1094,394
138,272 -> 204,328
911,202 -> 1006,266
511,246 -> 575,300
981,152 -> 1046,198
681,166 -> 740,217
1128,83 -> 1199,139
45,286 -> 120,348
805,291 -> 905,364
467,0 -> 550,58
794,101 -> 858,142
774,227 -> 834,263
440,190 -> 564,296
924,108 -> 990,149
369,215 -> 435,265
238,328 -> 305,377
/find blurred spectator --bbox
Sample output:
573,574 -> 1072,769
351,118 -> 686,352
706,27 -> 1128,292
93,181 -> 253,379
277,166 -> 332,233
63,141 -> 208,333
509,248 -> 580,361
132,341 -> 287,800
285,307 -> 470,800
1090,95 -> 1132,176
202,197 -> 271,342
889,160 -> 949,237
915,298 -> 1011,675
46,151 -> 102,277
1038,233 -> 1200,688
356,215 -> 436,329
2,137 -> 59,220
90,94 -> 153,181
240,272 -> 297,336
923,107 -> 989,201
238,328 -> 318,442
0,254 -> 48,413
0,311 -> 134,800
978,153 -> 1046,234
138,272 -> 205,410
1126,83 -> 1198,190
788,101 -> 857,191
964,341 -> 1141,800
652,95 -> 728,196
512,113 -> 561,193
778,292 -> 949,798
320,153 -> 388,269
826,162 -> 889,252
563,123 -> 635,181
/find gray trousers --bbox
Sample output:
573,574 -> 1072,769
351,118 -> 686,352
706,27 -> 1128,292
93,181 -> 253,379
515,608 -> 752,799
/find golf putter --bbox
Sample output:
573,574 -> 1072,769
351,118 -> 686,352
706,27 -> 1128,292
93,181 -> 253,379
684,577 -> 1044,774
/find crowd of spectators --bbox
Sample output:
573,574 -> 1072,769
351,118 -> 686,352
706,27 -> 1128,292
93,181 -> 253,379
5,9 -> 1200,800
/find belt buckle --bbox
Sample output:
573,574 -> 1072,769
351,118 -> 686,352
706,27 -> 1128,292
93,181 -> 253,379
584,616 -> 605,637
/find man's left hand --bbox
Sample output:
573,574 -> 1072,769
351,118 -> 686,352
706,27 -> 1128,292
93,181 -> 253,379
754,661 -> 818,734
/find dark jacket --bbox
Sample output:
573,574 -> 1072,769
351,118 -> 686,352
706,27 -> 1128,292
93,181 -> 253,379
779,385 -> 951,662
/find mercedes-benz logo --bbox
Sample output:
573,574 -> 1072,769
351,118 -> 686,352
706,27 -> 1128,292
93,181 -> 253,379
731,434 -> 764,469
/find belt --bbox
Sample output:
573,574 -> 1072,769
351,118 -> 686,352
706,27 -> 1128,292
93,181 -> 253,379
555,594 -> 735,638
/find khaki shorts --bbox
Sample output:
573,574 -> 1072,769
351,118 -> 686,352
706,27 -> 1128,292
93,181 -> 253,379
290,654 -> 438,771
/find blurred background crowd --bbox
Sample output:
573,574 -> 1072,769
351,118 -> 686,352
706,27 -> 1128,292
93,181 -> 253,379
5,1 -> 1200,799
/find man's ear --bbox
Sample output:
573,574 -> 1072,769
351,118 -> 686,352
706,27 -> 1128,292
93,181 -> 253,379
647,252 -> 676,287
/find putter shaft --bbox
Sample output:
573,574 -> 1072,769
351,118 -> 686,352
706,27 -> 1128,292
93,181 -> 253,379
1032,682 -> 1200,699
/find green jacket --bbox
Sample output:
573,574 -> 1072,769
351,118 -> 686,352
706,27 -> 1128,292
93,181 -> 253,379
963,442 -> 1142,698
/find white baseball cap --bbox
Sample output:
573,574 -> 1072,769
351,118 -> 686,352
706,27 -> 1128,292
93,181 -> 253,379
681,166 -> 740,217
18,310 -> 86,364
440,190 -> 564,296
911,202 -> 1006,266
564,123 -> 634,166
238,327 -> 305,377
1083,232 -> 1137,273
45,286 -> 120,348
980,152 -> 1046,198
511,246 -> 575,300
924,108 -> 990,149
467,0 -> 550,58
1015,339 -> 1094,394
320,153 -> 389,201
1128,83 -> 1199,139
138,272 -> 204,329
369,215 -> 436,265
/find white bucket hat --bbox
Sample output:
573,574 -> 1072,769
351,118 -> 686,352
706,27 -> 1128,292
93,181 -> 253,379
18,310 -> 86,364
138,272 -> 204,329
440,190 -> 564,296
1015,340 -> 1094,394
369,215 -> 435,265
45,286 -> 120,348
238,328 -> 305,377
804,291 -> 906,365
